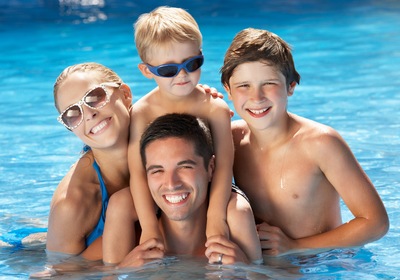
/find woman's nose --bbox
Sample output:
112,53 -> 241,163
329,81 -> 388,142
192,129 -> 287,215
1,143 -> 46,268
83,106 -> 98,121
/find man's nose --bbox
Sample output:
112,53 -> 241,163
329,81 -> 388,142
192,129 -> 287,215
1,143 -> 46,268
164,170 -> 182,190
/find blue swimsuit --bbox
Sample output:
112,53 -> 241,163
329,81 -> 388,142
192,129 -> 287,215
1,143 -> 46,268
85,160 -> 109,247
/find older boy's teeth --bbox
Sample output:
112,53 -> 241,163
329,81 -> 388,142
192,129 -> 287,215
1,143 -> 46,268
249,108 -> 268,114
91,120 -> 107,133
165,193 -> 188,203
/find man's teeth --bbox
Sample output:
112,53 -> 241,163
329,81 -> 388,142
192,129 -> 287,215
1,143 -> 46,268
249,108 -> 268,114
92,120 -> 107,133
165,193 -> 188,203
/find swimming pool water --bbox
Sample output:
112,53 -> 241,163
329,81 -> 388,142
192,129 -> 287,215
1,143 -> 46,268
1,0 -> 399,279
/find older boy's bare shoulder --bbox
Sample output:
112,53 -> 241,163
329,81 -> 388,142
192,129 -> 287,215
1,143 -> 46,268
293,114 -> 344,152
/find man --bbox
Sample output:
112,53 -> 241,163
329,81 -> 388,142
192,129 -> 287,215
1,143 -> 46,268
119,113 -> 262,267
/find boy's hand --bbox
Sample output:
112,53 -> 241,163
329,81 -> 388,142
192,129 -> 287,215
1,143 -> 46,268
205,235 -> 249,264
198,84 -> 234,118
257,222 -> 296,256
117,238 -> 165,268
198,84 -> 224,99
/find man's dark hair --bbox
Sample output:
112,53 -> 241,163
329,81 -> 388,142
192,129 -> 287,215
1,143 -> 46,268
140,113 -> 214,169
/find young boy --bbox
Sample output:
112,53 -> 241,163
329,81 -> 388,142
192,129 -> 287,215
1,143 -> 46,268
221,28 -> 389,256
122,7 -> 260,262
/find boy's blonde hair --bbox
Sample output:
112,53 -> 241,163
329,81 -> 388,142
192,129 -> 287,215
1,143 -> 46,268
134,6 -> 202,63
221,28 -> 300,88
53,62 -> 123,112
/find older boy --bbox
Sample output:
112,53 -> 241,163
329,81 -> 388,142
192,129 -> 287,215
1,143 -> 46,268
221,28 -> 389,256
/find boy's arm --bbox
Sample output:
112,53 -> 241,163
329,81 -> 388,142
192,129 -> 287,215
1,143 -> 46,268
206,101 -> 234,239
128,111 -> 164,246
259,129 -> 389,255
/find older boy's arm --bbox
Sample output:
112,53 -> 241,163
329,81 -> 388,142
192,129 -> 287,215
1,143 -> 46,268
311,130 -> 389,243
259,130 -> 389,256
206,103 -> 234,239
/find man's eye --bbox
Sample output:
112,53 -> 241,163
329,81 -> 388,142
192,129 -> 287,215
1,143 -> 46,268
181,165 -> 194,169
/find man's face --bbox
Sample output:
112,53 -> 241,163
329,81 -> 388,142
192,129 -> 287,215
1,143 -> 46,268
144,137 -> 213,221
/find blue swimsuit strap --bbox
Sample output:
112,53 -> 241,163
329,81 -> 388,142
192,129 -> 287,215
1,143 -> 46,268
85,159 -> 109,247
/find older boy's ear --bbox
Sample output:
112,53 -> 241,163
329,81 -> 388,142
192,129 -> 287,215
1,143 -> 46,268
138,63 -> 153,79
288,81 -> 296,96
223,84 -> 233,100
119,83 -> 133,107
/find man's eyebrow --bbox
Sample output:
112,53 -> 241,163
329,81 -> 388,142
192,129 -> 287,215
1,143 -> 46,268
177,159 -> 197,166
146,165 -> 163,173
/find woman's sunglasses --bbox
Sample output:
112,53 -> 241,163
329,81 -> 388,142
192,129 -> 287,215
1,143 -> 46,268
146,55 -> 204,78
57,82 -> 120,131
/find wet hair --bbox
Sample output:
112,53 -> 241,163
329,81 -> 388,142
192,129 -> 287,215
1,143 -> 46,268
140,113 -> 213,169
134,6 -> 202,63
53,62 -> 123,112
221,28 -> 300,88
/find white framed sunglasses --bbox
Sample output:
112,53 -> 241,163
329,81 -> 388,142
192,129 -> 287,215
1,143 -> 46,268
57,82 -> 121,130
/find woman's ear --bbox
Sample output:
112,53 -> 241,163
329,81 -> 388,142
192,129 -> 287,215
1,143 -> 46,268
138,63 -> 154,79
288,81 -> 296,96
119,83 -> 133,108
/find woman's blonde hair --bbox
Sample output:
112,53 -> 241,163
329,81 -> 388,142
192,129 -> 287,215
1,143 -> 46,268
134,6 -> 202,63
53,62 -> 122,112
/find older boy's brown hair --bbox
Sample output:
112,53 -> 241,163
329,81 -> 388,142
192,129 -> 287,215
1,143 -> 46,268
221,28 -> 300,88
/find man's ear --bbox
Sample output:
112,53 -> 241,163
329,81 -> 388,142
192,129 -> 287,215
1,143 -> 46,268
138,63 -> 154,79
223,84 -> 232,100
207,155 -> 215,182
119,83 -> 133,108
288,81 -> 296,96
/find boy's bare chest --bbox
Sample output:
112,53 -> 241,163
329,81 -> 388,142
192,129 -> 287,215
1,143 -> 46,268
234,144 -> 324,220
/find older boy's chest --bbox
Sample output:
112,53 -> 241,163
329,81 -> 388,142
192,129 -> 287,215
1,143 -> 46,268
234,144 -> 324,221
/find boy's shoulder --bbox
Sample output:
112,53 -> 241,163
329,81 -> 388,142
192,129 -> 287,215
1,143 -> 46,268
291,114 -> 347,159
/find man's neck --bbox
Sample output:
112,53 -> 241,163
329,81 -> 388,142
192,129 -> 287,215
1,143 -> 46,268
159,204 -> 207,256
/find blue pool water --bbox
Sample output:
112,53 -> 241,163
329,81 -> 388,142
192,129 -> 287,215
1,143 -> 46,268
1,0 -> 399,278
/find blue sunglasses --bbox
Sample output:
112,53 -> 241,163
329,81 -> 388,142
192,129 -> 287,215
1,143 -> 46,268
146,55 -> 204,78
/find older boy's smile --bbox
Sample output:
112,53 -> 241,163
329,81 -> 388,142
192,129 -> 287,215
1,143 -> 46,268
247,107 -> 271,118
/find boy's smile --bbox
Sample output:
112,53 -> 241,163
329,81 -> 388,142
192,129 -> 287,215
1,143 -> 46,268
227,61 -> 294,130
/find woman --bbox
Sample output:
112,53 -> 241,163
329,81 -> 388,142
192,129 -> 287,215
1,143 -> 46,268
47,62 -> 136,261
